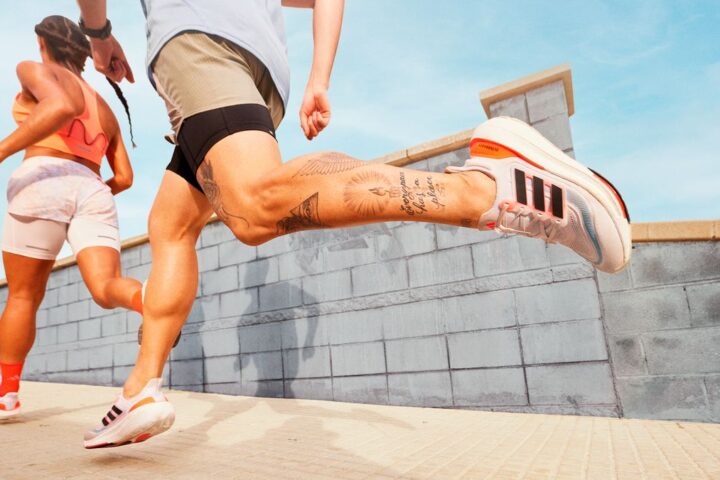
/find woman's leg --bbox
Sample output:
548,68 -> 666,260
75,247 -> 142,313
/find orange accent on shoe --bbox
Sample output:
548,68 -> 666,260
470,138 -> 545,171
130,288 -> 143,315
134,433 -> 152,443
129,397 -> 156,412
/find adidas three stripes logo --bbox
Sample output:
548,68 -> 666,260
514,168 -> 564,219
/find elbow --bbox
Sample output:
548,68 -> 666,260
115,173 -> 134,192
54,101 -> 81,125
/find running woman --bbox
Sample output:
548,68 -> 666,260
77,0 -> 631,448
0,16 -> 142,419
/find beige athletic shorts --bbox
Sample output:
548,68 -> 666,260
151,31 -> 285,136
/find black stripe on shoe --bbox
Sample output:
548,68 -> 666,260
514,169 -> 527,205
551,185 -> 564,219
532,176 -> 545,212
107,411 -> 116,421
102,417 -> 109,426
112,405 -> 122,415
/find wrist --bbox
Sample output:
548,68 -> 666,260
79,17 -> 112,39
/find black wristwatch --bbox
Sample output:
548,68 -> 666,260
79,18 -> 112,40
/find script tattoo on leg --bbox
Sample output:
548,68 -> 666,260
343,170 -> 394,217
197,160 -> 249,227
277,192 -> 325,234
398,172 -> 446,217
293,153 -> 365,178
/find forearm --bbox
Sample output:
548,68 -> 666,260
106,176 -> 131,195
77,0 -> 108,28
0,102 -> 72,161
309,0 -> 344,88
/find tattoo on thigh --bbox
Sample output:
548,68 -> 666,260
197,161 -> 249,227
343,170 -> 393,217
277,192 -> 325,234
292,153 -> 364,178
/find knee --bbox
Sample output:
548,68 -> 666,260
8,290 -> 45,311
223,178 -> 281,246
86,282 -> 113,309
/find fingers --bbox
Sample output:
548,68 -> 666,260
300,110 -> 310,139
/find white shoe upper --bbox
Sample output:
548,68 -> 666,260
0,392 -> 20,417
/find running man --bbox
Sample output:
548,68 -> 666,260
77,0 -> 631,448
0,16 -> 142,419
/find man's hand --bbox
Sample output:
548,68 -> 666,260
300,82 -> 331,140
90,35 -> 135,83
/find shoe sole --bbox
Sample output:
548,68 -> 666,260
0,407 -> 20,419
472,117 -> 632,270
84,402 -> 175,449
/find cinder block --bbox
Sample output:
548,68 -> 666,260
687,283 -> 720,327
546,243 -> 588,267
443,291 -> 516,333
302,270 -> 352,304
40,289 -> 58,309
386,336 -> 447,372
57,322 -> 78,344
239,380 -> 284,398
241,351 -> 283,381
127,311 -> 142,333
47,268 -> 69,289
643,327 -> 720,375
704,376 -> 720,422
205,355 -> 240,384
77,283 -> 92,301
139,243 -> 152,264
257,235 -> 293,258
516,279 -> 600,325
281,316 -> 328,349
197,246 -> 219,272
172,385 -> 204,393
170,359 -> 204,386
331,342 -> 386,376
521,319 -> 608,364
200,222 -> 235,247
219,288 -> 258,317
57,283 -> 79,305
408,246 -> 473,288
67,349 -> 89,371
239,322 -> 282,353
36,308 -> 48,328
472,236 -> 549,277
602,287 -> 691,334
617,376 -> 709,421
102,312 -> 127,337
631,242 -> 720,288
52,368 -> 112,386
219,241 -> 257,267
608,335 -> 646,377
383,300 -> 444,340
326,310 -> 383,345
436,225 -> 499,250
278,248 -> 325,280
285,378 -> 333,400
488,93 -> 529,122
283,346 -> 331,378
120,248 -> 142,269
238,258 -> 279,287
526,80 -> 568,123
46,351 -> 67,373
426,148 -> 469,172
200,328 -> 240,357
375,222 -> 436,260
24,355 -> 46,376
527,363 -> 615,406
258,280 -> 302,311
88,345 -> 114,369
596,268 -> 633,293
114,342 -> 139,366
201,266 -> 239,295
67,300 -> 90,322
37,327 -> 58,346
448,329 -> 521,369
531,113 -> 573,151
352,259 -> 408,297
187,294 -> 220,324
47,305 -> 68,326
126,263 -> 151,280
323,237 -> 377,272
452,368 -> 527,407
388,372 -> 453,407
171,332 -> 203,361
333,375 -> 388,405
113,366 -> 133,387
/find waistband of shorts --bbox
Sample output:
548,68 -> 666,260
15,156 -> 102,179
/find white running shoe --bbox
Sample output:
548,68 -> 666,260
447,117 -> 631,273
0,393 -> 21,419
84,378 -> 175,449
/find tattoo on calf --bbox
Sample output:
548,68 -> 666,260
343,170 -> 393,217
197,161 -> 249,227
293,153 -> 364,178
277,192 -> 325,234
398,172 -> 446,217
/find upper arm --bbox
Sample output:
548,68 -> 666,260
16,62 -> 83,115
282,0 -> 315,8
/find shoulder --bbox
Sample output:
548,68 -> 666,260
16,61 -> 52,79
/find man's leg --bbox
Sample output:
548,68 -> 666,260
196,131 -> 496,246
122,172 -> 213,397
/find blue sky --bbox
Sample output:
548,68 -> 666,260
0,0 -> 718,268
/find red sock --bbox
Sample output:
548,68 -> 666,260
131,288 -> 144,315
0,363 -> 23,396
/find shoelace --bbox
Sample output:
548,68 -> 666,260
497,202 -> 560,243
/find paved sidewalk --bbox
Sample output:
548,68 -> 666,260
2,382 -> 720,479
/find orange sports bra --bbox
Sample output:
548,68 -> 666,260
12,78 -> 109,165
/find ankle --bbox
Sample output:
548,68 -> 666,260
455,170 -> 497,221
123,369 -> 157,398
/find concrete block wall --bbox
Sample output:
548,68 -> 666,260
1,68 -> 718,422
